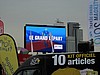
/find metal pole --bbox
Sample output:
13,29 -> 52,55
75,29 -> 77,52
73,26 -> 80,52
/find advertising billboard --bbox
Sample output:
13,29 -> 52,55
14,52 -> 100,75
24,24 -> 66,53
50,52 -> 99,75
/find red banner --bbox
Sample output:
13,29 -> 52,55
0,20 -> 4,35
18,54 -> 31,65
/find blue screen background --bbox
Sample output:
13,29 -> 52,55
25,25 -> 66,52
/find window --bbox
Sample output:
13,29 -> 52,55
16,69 -> 41,75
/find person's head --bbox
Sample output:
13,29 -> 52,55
52,67 -> 80,75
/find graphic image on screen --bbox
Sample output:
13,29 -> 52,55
24,24 -> 66,53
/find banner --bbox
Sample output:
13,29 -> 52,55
14,52 -> 100,75
88,0 -> 100,50
46,52 -> 100,75
0,20 -> 4,35
0,34 -> 19,75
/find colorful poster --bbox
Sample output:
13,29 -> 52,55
0,20 -> 4,35
0,34 -> 19,75
24,24 -> 66,53
88,0 -> 100,47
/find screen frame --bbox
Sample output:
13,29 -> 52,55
24,24 -> 66,53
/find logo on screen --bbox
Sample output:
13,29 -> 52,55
54,44 -> 63,49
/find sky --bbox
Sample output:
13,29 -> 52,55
0,0 -> 88,47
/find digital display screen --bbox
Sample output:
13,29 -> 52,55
24,24 -> 66,52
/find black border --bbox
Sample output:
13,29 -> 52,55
25,24 -> 66,28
